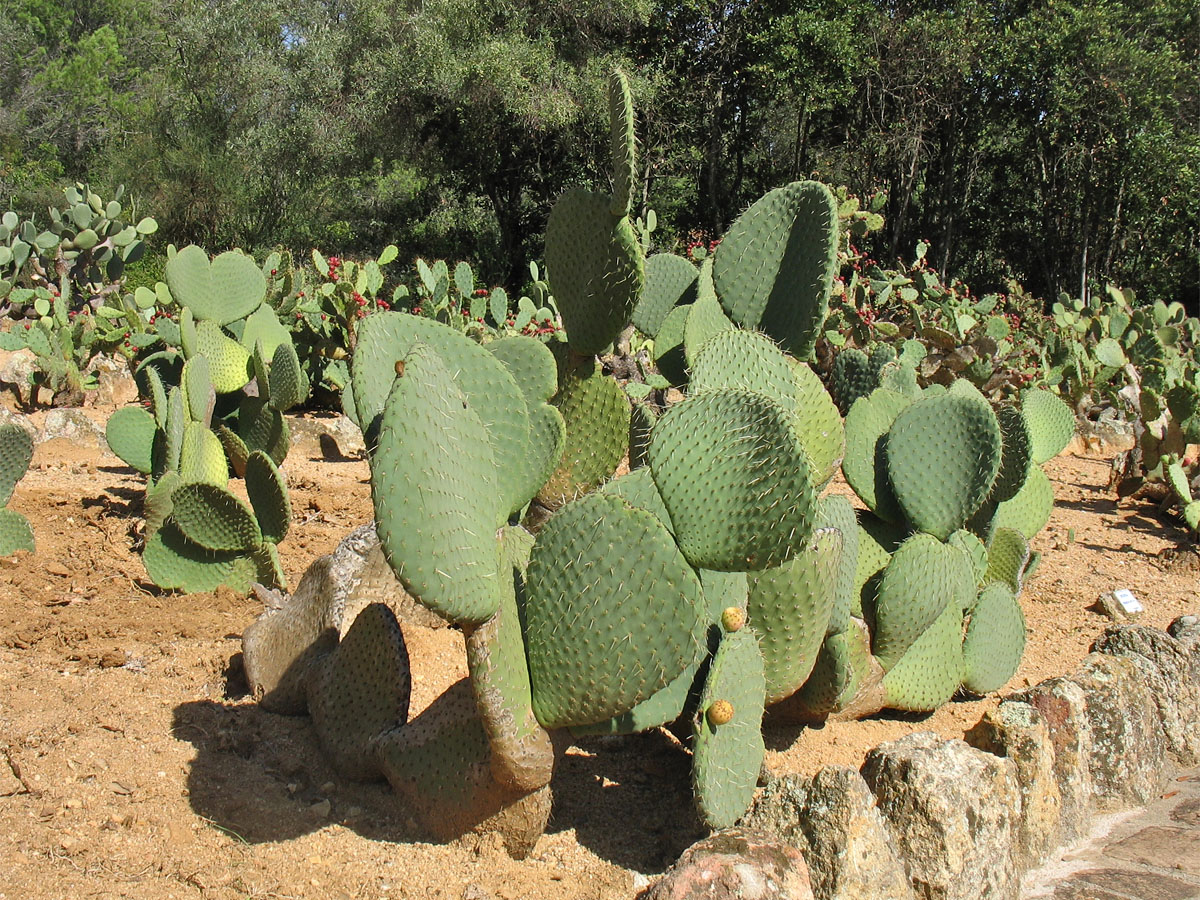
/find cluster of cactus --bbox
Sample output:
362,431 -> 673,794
0,424 -> 34,555
105,246 -> 307,592
240,70 -> 1066,856
0,184 -> 156,308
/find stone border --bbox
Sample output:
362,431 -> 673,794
655,615 -> 1200,900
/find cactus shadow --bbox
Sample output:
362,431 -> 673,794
547,730 -> 706,873
170,697 -> 420,847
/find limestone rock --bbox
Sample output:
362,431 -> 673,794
641,827 -> 815,900
1091,624 -> 1200,765
1068,652 -> 1167,809
1169,614 -> 1200,652
861,732 -> 1022,900
40,408 -> 105,445
1010,677 -> 1094,843
287,412 -> 365,459
964,700 -> 1062,866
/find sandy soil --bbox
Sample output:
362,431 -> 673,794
0,407 -> 1195,900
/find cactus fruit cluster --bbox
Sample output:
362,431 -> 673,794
0,424 -> 34,555
240,70 -> 1066,855
106,245 -> 308,593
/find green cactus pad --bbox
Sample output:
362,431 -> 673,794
570,659 -> 701,737
691,628 -> 766,829
144,471 -> 180,537
831,347 -> 874,415
466,578 -> 554,793
649,390 -> 815,571
873,532 -> 975,670
877,360 -> 922,399
628,400 -> 656,470
608,70 -> 637,217
989,466 -> 1054,540
171,482 -> 262,552
683,271 -> 735,368
253,540 -> 286,590
545,188 -> 644,355
962,583 -> 1026,694
817,494 -> 859,634
853,514 -> 906,616
524,492 -> 706,729
0,425 -> 31,508
486,336 -> 558,404
0,508 -> 34,556
143,522 -> 257,594
240,303 -> 291,360
597,465 -> 673,532
747,527 -> 841,704
653,303 -> 691,386
634,253 -> 699,338
880,599 -> 965,711
352,313 -> 530,517
237,397 -> 290,466
886,392 -> 1002,540
990,405 -> 1034,505
689,329 -> 797,415
181,355 -> 215,425
179,422 -> 228,487
165,246 -> 265,325
144,364 -> 169,429
842,389 -> 912,522
537,359 -> 629,509
984,527 -> 1030,594
245,450 -> 291,544
104,407 -> 155,476
948,528 -> 989,591
192,320 -> 251,393
524,403 -> 567,505
780,622 -> 872,720
307,602 -> 411,781
1022,388 -> 1075,464
162,387 -> 185,474
215,424 -> 250,478
791,361 -> 844,489
371,343 -> 502,625
712,180 -> 838,360
699,568 -> 749,624
267,340 -> 307,411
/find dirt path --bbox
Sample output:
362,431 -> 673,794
0,419 -> 1195,900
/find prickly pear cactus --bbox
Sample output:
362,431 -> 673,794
0,424 -> 34,555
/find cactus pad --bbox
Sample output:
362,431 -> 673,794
886,392 -> 1002,540
171,482 -> 262,552
780,622 -> 872,721
370,342 -> 502,625
634,253 -> 698,338
712,180 -> 838,360
791,360 -> 845,489
983,527 -> 1030,594
307,603 -> 411,780
104,406 -> 155,476
166,246 -> 265,325
816,494 -> 859,634
690,328 -> 797,416
691,628 -> 766,829
842,388 -> 911,522
989,466 -> 1054,540
545,188 -> 644,355
245,450 -> 291,544
962,582 -> 1026,694
523,492 -> 706,729
0,508 -> 34,555
747,527 -> 841,704
880,599 -> 965,711
1022,388 -> 1075,464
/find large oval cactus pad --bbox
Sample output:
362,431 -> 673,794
370,343 -> 502,625
524,492 -> 706,729
712,181 -> 838,360
887,392 -> 1002,540
649,390 -> 815,572
962,582 -> 1026,694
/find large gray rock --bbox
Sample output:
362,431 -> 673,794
1169,614 -> 1200,652
746,768 -> 916,900
1091,624 -> 1200,765
1068,652 -> 1168,809
40,408 -> 106,445
0,348 -> 37,406
965,700 -> 1062,867
861,732 -> 1022,900
641,827 -> 815,900
1010,676 -> 1094,843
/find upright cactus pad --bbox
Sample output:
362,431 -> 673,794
690,328 -> 798,417
608,70 -> 637,217
0,508 -> 33,556
370,342 -> 502,625
307,602 -> 411,781
1022,388 -> 1075,464
791,361 -> 845,489
989,466 -> 1054,540
545,189 -> 644,355
648,390 -> 815,572
961,583 -> 1026,694
712,181 -> 838,360
880,599 -> 965,712
816,495 -> 859,634
842,389 -> 912,522
691,628 -> 766,829
523,492 -> 706,729
747,527 -> 841,704
105,406 -> 156,475
886,392 -> 1002,540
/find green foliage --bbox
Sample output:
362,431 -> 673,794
0,424 -> 35,555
